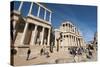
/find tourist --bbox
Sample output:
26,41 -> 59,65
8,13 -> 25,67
40,48 -> 44,55
26,48 -> 31,60
89,50 -> 92,56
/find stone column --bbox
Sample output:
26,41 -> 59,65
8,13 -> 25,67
69,35 -> 71,47
81,39 -> 83,47
80,38 -> 83,47
70,36 -> 72,47
72,36 -> 74,47
73,36 -> 74,46
77,38 -> 78,47
47,28 -> 51,46
44,10 -> 46,20
76,38 -> 78,47
49,12 -> 52,22
21,22 -> 29,44
74,27 -> 75,33
28,2 -> 33,15
40,27 -> 45,45
75,37 -> 77,47
73,26 -> 75,33
31,25 -> 38,45
68,35 -> 69,47
77,38 -> 79,47
79,39 -> 81,47
37,6 -> 41,17
12,20 -> 17,39
18,1 -> 23,11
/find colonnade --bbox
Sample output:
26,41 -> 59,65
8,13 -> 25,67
62,34 -> 84,47
11,1 -> 52,46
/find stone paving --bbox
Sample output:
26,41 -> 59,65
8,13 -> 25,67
12,48 -> 97,66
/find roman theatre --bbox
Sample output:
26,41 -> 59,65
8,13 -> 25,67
11,1 -> 86,55
54,21 -> 86,52
11,2 -> 52,55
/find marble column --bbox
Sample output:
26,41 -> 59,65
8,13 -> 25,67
37,6 -> 41,17
70,36 -> 72,47
72,36 -> 73,47
81,38 -> 83,47
72,36 -> 74,46
47,28 -> 51,46
73,27 -> 75,33
18,1 -> 23,11
40,27 -> 45,45
75,37 -> 77,47
31,25 -> 38,45
77,38 -> 80,47
28,2 -> 33,15
76,38 -> 78,47
44,10 -> 46,20
68,35 -> 69,47
12,20 -> 16,39
49,12 -> 52,22
79,39 -> 81,47
69,35 -> 71,47
71,36 -> 72,47
21,22 -> 29,44
73,36 -> 75,46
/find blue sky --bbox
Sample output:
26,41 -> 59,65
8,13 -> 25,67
41,3 -> 97,43
12,1 -> 97,43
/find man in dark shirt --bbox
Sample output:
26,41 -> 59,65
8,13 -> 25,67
26,48 -> 31,60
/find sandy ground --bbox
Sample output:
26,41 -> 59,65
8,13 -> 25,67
12,48 -> 97,66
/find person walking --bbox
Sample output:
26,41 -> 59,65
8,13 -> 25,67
26,48 -> 31,60
40,48 -> 44,55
